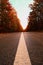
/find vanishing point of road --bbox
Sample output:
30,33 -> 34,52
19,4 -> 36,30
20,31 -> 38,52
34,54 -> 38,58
0,32 -> 43,65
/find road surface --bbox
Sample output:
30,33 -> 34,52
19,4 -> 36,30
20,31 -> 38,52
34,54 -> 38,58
24,32 -> 43,65
0,32 -> 43,65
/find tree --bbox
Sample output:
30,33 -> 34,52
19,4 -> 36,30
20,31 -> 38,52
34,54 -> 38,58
27,0 -> 43,31
0,0 -> 22,32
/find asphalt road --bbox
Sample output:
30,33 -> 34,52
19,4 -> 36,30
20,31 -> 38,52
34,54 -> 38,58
0,33 -> 21,65
0,32 -> 43,65
24,32 -> 43,65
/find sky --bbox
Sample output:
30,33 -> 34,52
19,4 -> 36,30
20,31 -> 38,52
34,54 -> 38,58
9,0 -> 33,29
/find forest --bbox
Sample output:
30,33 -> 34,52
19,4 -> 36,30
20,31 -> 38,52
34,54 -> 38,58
0,0 -> 43,32
27,0 -> 43,31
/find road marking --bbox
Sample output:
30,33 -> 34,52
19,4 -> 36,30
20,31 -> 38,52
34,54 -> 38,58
13,33 -> 32,65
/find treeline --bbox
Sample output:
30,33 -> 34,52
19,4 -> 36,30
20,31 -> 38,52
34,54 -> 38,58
27,0 -> 43,31
0,0 -> 43,32
0,0 -> 23,32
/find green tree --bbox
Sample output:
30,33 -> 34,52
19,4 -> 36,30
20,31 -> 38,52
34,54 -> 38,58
28,0 -> 43,31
